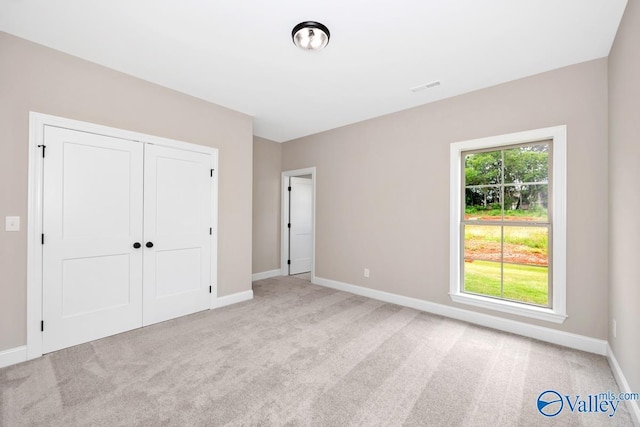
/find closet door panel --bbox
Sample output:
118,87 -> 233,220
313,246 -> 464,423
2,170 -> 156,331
42,126 -> 144,353
143,144 -> 212,326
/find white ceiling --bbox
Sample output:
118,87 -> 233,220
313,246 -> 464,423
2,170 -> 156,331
0,0 -> 628,142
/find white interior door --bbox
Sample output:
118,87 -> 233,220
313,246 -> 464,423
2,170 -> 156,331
42,126 -> 144,353
143,144 -> 212,326
289,177 -> 313,275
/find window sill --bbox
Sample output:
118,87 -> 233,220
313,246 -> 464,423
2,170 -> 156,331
450,292 -> 567,324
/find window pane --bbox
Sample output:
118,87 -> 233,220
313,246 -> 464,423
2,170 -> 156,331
464,260 -> 502,299
464,224 -> 502,263
503,226 -> 548,266
465,187 -> 502,221
503,144 -> 549,185
465,151 -> 501,186
504,184 -> 548,222
503,226 -> 549,306
503,263 -> 549,306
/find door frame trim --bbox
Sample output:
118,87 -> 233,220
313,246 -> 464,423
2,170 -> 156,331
27,112 -> 219,359
280,167 -> 316,279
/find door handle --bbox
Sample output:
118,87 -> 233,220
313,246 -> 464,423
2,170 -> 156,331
146,242 -> 154,248
133,242 -> 141,249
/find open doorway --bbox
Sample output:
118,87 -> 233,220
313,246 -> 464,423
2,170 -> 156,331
281,168 -> 316,281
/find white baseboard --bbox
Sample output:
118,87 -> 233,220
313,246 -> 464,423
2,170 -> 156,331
608,344 -> 640,426
214,290 -> 254,309
0,345 -> 27,369
313,276 -> 608,355
252,269 -> 281,281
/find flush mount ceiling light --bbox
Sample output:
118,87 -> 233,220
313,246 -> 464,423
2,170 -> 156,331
292,21 -> 330,51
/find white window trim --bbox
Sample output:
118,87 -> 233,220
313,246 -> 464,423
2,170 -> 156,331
449,126 -> 567,324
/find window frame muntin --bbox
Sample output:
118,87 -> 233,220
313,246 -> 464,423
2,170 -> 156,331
449,126 -> 567,324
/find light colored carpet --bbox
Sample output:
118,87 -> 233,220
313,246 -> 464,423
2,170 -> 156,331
291,272 -> 311,282
0,276 -> 632,426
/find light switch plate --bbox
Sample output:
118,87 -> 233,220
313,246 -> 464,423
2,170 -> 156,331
5,216 -> 20,232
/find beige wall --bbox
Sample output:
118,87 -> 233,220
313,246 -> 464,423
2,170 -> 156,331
0,32 -> 253,352
252,136 -> 281,274
282,58 -> 609,338
609,1 -> 640,395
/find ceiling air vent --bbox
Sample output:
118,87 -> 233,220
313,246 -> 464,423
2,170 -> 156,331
410,81 -> 441,92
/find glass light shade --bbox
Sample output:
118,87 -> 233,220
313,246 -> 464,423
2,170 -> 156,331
292,22 -> 330,51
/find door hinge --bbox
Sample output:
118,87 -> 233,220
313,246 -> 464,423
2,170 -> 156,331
288,223 -> 291,228
209,227 -> 212,235
37,144 -> 46,158
287,260 -> 291,265
210,169 -> 214,177
41,321 -> 44,332
41,233 -> 44,245
209,286 -> 212,294
288,186 -> 291,191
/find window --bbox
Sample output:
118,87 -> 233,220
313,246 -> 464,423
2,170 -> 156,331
463,142 -> 551,306
449,126 -> 567,323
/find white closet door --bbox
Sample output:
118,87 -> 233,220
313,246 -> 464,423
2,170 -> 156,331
42,126 -> 144,353
143,144 -> 212,326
